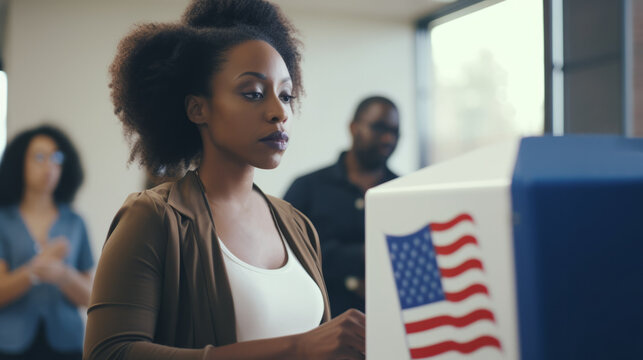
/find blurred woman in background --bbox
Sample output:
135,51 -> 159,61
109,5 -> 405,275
0,125 -> 94,360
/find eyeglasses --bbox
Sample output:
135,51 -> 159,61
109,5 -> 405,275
370,123 -> 399,137
31,151 -> 65,165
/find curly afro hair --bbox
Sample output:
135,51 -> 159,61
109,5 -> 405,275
182,0 -> 302,99
0,124 -> 84,206
109,0 -> 302,176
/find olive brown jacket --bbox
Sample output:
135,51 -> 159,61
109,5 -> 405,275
84,171 -> 331,359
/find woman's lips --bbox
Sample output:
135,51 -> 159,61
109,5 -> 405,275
260,131 -> 289,151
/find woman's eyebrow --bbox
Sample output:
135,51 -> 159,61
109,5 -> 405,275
236,72 -> 292,85
236,71 -> 266,80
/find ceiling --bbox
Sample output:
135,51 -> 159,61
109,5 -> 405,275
271,0 -> 456,22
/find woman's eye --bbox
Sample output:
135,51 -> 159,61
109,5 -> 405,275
243,92 -> 263,100
280,94 -> 295,103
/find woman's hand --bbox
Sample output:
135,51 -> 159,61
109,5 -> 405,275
30,237 -> 71,285
40,236 -> 70,260
31,256 -> 70,285
295,308 -> 366,360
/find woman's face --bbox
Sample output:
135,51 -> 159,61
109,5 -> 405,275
23,135 -> 63,195
197,40 -> 294,170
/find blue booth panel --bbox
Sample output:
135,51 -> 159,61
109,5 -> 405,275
512,136 -> 643,360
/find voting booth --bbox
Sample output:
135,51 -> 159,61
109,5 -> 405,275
365,136 -> 643,360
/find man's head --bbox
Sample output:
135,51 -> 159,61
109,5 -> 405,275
350,96 -> 399,171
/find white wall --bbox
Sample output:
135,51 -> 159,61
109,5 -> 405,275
4,0 -> 417,257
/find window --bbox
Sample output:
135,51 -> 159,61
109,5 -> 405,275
421,0 -> 544,164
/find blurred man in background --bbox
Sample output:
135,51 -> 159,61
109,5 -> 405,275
284,96 -> 400,316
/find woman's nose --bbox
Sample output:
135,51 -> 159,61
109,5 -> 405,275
266,95 -> 289,124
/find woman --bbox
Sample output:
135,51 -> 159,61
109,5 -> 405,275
84,0 -> 366,359
0,125 -> 94,360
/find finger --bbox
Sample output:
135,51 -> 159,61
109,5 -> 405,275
346,329 -> 366,354
352,311 -> 366,328
51,236 -> 70,243
339,345 -> 366,360
344,309 -> 366,329
343,318 -> 365,341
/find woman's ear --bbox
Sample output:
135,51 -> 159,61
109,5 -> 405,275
349,120 -> 358,137
185,95 -> 208,125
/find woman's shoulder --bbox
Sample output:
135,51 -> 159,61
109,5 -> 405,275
0,205 -> 18,231
122,182 -> 173,214
0,205 -> 17,220
108,182 -> 176,233
57,204 -> 86,227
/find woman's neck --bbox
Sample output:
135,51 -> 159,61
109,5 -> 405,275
20,190 -> 57,214
197,147 -> 255,206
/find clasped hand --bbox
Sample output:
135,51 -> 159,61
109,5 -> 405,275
30,237 -> 70,286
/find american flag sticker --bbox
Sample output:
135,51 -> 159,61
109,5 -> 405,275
385,213 -> 503,359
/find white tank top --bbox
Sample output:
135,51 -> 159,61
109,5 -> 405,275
219,237 -> 325,342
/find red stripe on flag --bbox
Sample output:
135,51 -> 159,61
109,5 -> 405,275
429,213 -> 474,232
444,284 -> 489,302
434,235 -> 478,255
405,309 -> 496,333
409,335 -> 502,358
439,259 -> 484,277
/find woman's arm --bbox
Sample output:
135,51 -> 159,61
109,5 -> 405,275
29,237 -> 93,307
31,257 -> 93,307
57,268 -> 92,307
202,309 -> 365,360
0,260 -> 33,307
0,238 -> 77,307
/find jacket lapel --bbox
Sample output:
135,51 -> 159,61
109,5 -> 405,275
168,171 -> 237,346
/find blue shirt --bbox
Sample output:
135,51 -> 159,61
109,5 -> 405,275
284,152 -> 397,316
0,204 -> 94,353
